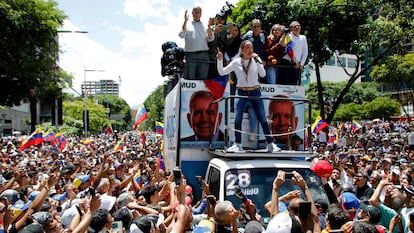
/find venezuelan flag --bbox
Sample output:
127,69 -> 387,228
203,75 -> 228,99
104,125 -> 113,134
284,34 -> 295,60
133,104 -> 148,130
82,138 -> 93,147
311,117 -> 329,134
58,137 -> 67,151
42,131 -> 56,144
156,121 -> 164,134
157,140 -> 168,172
20,128 -> 43,151
114,134 -> 126,152
351,120 -> 362,133
328,133 -> 337,145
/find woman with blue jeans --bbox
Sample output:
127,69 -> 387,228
216,40 -> 281,152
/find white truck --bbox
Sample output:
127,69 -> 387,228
163,79 -> 328,217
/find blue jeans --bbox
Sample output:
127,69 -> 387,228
235,88 -> 272,144
245,102 -> 257,132
265,66 -> 278,84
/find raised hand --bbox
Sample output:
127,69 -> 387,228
216,47 -> 223,60
184,10 -> 189,23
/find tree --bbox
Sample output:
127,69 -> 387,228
362,97 -> 401,120
230,0 -> 413,123
0,0 -> 66,132
94,95 -> 131,131
333,103 -> 364,122
63,98 -> 111,135
306,82 -> 381,108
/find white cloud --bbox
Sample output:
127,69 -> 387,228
59,0 -> 239,108
124,0 -> 171,18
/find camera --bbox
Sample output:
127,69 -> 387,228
218,1 -> 235,19
283,27 -> 290,34
161,41 -> 184,77
253,2 -> 266,20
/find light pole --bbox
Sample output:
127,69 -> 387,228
57,30 -> 88,132
83,67 -> 104,137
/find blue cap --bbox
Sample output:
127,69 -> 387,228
78,174 -> 91,183
278,201 -> 288,213
28,191 -> 40,201
341,192 -> 359,211
400,158 -> 408,163
52,192 -> 66,202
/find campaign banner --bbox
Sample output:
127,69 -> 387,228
164,82 -> 180,168
260,84 -> 306,150
180,80 -> 227,149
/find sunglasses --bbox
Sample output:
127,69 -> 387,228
0,206 -> 6,213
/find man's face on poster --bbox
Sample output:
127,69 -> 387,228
269,100 -> 298,142
187,97 -> 222,140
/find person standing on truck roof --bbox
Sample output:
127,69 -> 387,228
279,21 -> 308,85
179,6 -> 214,80
268,95 -> 303,150
216,40 -> 281,153
181,90 -> 224,141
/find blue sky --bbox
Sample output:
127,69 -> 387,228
56,0 -> 239,108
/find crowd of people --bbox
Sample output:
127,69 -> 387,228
0,118 -> 411,233
0,4 -> 412,233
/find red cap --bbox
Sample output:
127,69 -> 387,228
310,160 -> 333,177
185,185 -> 192,195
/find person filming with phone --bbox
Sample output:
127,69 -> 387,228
267,170 -> 321,233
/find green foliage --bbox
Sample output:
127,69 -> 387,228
63,99 -> 110,135
230,0 -> 291,35
37,122 -> 54,132
306,82 -> 381,107
0,0 -> 66,106
332,97 -> 401,121
94,95 -> 131,130
60,117 -> 83,135
141,85 -> 165,131
232,0 -> 413,123
362,97 -> 401,120
371,53 -> 414,85
333,103 -> 364,122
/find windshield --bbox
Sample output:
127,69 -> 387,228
223,167 -> 328,218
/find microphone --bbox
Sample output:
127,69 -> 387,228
253,55 -> 262,64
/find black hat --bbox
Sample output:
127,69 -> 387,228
359,202 -> 380,224
314,199 -> 329,212
18,223 -> 45,233
132,215 -> 159,233
61,164 -> 75,175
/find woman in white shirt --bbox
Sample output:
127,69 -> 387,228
216,40 -> 281,153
